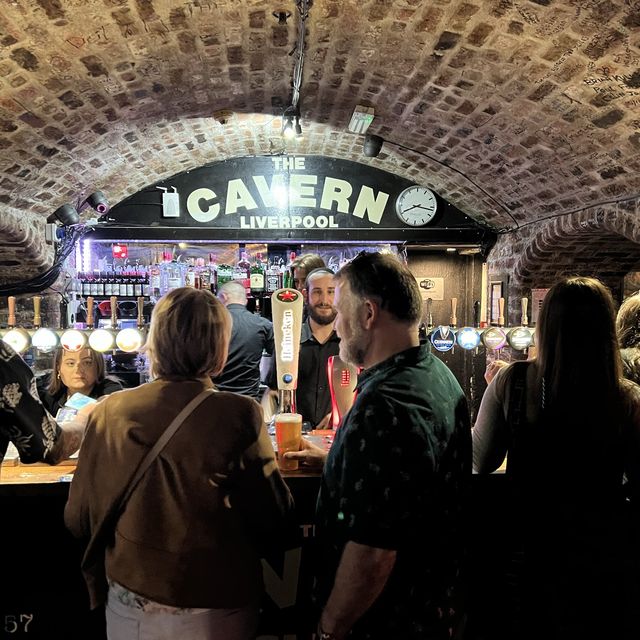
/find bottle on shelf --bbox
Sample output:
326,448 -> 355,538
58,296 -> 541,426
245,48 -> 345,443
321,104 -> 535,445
250,253 -> 266,298
266,259 -> 280,294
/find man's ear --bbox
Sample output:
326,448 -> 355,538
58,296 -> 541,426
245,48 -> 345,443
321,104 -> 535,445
218,292 -> 228,305
302,288 -> 309,304
361,298 -> 379,330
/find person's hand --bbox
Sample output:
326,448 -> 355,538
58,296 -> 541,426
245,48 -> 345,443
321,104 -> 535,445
484,359 -> 508,384
77,396 -> 105,418
314,412 -> 332,430
283,436 -> 328,467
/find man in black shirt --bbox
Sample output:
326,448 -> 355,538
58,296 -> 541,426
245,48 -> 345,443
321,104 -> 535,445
267,268 -> 340,428
286,253 -> 471,640
213,281 -> 274,399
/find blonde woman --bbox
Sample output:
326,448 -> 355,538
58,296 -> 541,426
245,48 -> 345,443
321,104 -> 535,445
65,287 -> 293,640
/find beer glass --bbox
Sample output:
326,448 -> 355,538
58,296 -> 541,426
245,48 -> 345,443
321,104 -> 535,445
275,412 -> 302,471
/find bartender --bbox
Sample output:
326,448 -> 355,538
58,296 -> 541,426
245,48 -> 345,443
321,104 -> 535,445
268,267 -> 340,429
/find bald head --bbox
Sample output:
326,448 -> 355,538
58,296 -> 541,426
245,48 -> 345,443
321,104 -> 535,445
217,281 -> 247,305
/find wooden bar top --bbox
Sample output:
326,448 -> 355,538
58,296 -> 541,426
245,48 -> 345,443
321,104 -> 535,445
1,463 -> 77,484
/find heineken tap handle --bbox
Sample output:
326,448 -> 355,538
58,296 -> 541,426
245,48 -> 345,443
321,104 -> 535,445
521,297 -> 529,327
450,297 -> 457,328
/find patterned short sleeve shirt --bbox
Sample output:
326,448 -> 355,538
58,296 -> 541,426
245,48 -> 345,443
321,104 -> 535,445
0,342 -> 60,464
315,345 -> 471,639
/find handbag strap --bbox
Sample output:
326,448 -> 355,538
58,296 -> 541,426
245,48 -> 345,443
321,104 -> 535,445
505,361 -> 529,479
118,388 -> 214,510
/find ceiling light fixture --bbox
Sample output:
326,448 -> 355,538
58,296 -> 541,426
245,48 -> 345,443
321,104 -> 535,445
363,133 -> 384,158
273,10 -> 292,24
281,0 -> 311,141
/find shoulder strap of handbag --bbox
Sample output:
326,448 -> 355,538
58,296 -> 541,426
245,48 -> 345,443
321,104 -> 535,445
505,361 -> 529,479
117,388 -> 215,510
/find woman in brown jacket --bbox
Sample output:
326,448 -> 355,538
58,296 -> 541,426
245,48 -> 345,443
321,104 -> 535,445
65,287 -> 293,640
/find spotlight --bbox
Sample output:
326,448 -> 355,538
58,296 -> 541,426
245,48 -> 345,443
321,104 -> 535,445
272,10 -> 291,24
47,203 -> 80,226
83,191 -> 110,214
282,114 -> 296,139
363,134 -> 384,158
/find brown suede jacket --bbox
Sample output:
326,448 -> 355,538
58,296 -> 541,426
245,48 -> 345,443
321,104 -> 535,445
64,377 -> 293,609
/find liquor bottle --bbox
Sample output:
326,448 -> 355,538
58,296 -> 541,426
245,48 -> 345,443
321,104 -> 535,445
250,253 -> 265,298
82,273 -> 92,297
104,272 -> 113,297
184,260 -> 196,288
90,270 -> 100,296
149,260 -> 161,299
134,271 -> 143,297
96,272 -> 105,297
126,272 -> 135,297
217,263 -> 233,287
266,259 -> 280,294
142,271 -> 151,298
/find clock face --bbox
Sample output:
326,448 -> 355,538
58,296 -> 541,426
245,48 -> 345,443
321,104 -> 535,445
395,186 -> 438,227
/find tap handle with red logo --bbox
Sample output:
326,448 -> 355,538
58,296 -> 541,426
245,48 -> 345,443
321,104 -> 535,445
327,355 -> 358,429
271,288 -> 304,393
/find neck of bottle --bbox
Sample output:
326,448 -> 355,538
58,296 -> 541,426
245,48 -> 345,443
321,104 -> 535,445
277,388 -> 297,414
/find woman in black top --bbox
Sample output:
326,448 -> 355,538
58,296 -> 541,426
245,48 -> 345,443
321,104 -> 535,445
40,346 -> 122,416
473,277 -> 640,640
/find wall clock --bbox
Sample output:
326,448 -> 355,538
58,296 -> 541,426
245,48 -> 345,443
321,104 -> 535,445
395,186 -> 438,226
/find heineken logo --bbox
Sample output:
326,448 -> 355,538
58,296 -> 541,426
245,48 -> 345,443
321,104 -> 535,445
277,289 -> 299,303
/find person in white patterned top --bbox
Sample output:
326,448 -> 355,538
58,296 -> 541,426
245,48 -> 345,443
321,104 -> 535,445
0,341 -> 90,471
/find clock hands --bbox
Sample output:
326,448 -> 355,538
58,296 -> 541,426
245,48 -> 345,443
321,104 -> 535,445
402,204 -> 432,213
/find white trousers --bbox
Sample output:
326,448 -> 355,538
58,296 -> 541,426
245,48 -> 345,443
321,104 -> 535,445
106,589 -> 259,640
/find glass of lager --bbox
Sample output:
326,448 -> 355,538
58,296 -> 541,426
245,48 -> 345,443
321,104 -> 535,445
275,412 -> 302,471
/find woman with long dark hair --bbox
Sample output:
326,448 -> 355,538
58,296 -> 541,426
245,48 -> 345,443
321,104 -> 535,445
473,277 -> 640,640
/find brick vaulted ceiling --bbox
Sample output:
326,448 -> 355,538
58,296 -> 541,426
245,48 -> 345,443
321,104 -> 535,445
0,0 -> 639,285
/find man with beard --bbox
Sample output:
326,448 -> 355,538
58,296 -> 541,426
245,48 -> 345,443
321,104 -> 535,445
267,267 -> 339,429
285,252 -> 471,640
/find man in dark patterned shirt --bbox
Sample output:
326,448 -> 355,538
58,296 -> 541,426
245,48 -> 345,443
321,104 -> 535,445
0,341 -> 89,469
286,252 -> 471,640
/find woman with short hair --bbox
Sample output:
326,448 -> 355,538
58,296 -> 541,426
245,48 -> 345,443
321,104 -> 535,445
65,287 -> 293,640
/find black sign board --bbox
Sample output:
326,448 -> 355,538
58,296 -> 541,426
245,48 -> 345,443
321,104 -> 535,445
91,155 -> 495,246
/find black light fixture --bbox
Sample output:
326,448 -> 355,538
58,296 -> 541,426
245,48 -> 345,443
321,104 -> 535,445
272,10 -> 291,24
82,190 -> 110,214
282,106 -> 302,140
47,203 -> 80,226
363,133 -> 384,158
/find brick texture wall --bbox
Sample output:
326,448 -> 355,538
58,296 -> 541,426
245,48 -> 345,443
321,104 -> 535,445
0,0 -> 638,297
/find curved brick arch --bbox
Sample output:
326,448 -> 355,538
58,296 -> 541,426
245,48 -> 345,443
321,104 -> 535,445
512,202 -> 640,288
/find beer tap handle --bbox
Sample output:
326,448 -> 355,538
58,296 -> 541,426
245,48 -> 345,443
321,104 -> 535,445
33,296 -> 42,329
110,296 -> 118,329
8,296 -> 16,328
450,297 -> 457,328
426,298 -> 433,331
137,296 -> 145,329
498,297 -> 505,327
86,296 -> 94,329
521,297 -> 529,327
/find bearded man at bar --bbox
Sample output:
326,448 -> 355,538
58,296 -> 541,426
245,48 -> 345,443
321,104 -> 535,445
288,252 -> 471,640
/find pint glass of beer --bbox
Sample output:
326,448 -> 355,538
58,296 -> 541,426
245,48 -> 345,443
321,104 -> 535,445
275,412 -> 302,471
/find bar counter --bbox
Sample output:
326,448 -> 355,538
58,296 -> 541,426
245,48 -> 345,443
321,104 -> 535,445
0,459 -> 325,640
0,460 -> 506,640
